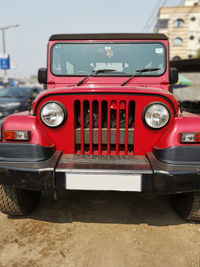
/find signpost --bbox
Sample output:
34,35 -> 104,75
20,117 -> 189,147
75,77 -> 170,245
0,25 -> 19,85
0,54 -> 10,70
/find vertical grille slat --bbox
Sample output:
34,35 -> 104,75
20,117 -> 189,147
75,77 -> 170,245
107,101 -> 111,155
80,101 -> 84,154
89,101 -> 93,154
125,101 -> 129,155
98,101 -> 102,155
74,98 -> 135,155
129,101 -> 135,153
116,102 -> 120,155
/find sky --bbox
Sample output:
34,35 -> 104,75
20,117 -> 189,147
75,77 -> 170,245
0,0 -> 183,78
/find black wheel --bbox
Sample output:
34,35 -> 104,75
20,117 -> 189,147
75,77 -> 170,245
171,192 -> 200,221
0,185 -> 41,216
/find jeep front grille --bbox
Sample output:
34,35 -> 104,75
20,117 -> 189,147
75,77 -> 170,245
74,99 -> 135,155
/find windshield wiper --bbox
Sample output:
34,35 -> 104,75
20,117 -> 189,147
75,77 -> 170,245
121,68 -> 160,86
77,69 -> 116,86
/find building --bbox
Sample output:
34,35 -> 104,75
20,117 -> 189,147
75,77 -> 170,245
155,0 -> 200,60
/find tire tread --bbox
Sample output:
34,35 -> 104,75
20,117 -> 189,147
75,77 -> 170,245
186,192 -> 200,221
0,185 -> 41,216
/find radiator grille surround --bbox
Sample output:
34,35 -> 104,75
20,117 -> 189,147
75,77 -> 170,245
74,99 -> 135,155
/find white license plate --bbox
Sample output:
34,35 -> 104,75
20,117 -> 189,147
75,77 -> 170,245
65,173 -> 141,192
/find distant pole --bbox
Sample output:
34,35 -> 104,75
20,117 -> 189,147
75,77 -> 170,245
0,24 -> 19,85
2,29 -> 7,79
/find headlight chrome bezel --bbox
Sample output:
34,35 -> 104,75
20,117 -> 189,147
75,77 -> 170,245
39,101 -> 67,128
143,102 -> 171,129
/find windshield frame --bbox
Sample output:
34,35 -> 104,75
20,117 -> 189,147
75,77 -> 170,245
50,41 -> 167,78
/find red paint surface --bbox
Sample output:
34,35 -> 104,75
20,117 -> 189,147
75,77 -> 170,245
32,87 -> 178,155
156,115 -> 200,149
2,37 -> 200,155
2,112 -> 53,147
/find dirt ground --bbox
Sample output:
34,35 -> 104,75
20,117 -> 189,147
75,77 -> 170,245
0,191 -> 200,267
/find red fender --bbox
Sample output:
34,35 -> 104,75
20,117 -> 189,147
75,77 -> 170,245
2,112 -> 53,147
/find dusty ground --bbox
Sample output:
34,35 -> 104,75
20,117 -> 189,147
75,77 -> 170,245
0,191 -> 200,267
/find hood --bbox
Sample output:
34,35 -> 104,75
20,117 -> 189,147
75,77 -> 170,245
33,85 -> 178,109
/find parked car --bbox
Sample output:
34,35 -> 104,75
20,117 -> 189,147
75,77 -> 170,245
0,33 -> 200,222
0,86 -> 42,119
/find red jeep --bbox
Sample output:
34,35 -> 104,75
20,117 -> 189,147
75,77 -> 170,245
0,33 -> 199,221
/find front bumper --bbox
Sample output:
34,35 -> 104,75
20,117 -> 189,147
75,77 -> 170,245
1,149 -> 200,193
0,151 -> 61,190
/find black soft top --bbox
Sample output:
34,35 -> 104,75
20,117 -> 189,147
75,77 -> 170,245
49,33 -> 168,41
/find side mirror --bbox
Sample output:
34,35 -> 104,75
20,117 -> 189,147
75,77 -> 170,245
38,68 -> 47,84
169,67 -> 178,84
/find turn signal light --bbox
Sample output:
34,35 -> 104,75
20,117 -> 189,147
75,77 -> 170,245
2,131 -> 31,141
180,132 -> 200,143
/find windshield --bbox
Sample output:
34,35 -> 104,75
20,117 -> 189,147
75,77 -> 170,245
51,42 -> 166,76
0,87 -> 31,98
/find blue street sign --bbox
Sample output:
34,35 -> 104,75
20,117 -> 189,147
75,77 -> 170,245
0,55 -> 10,70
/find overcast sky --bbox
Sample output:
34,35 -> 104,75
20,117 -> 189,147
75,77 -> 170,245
0,0 -> 183,78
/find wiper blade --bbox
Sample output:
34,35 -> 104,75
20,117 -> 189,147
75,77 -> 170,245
121,68 -> 160,86
77,69 -> 116,86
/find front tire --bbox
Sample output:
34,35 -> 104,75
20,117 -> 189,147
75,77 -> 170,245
0,185 -> 41,216
171,192 -> 200,221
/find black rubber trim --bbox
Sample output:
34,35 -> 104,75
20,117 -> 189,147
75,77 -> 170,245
0,118 -> 6,141
0,151 -> 62,190
147,152 -> 200,193
34,92 -> 177,117
49,33 -> 168,41
0,143 -> 55,162
153,146 -> 200,165
1,150 -> 200,193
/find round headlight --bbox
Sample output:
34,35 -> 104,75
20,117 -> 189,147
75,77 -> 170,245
40,102 -> 66,127
143,103 -> 170,129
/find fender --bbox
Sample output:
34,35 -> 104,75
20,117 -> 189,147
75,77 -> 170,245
2,112 -> 53,147
0,112 -> 55,162
153,114 -> 200,164
155,114 -> 200,149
